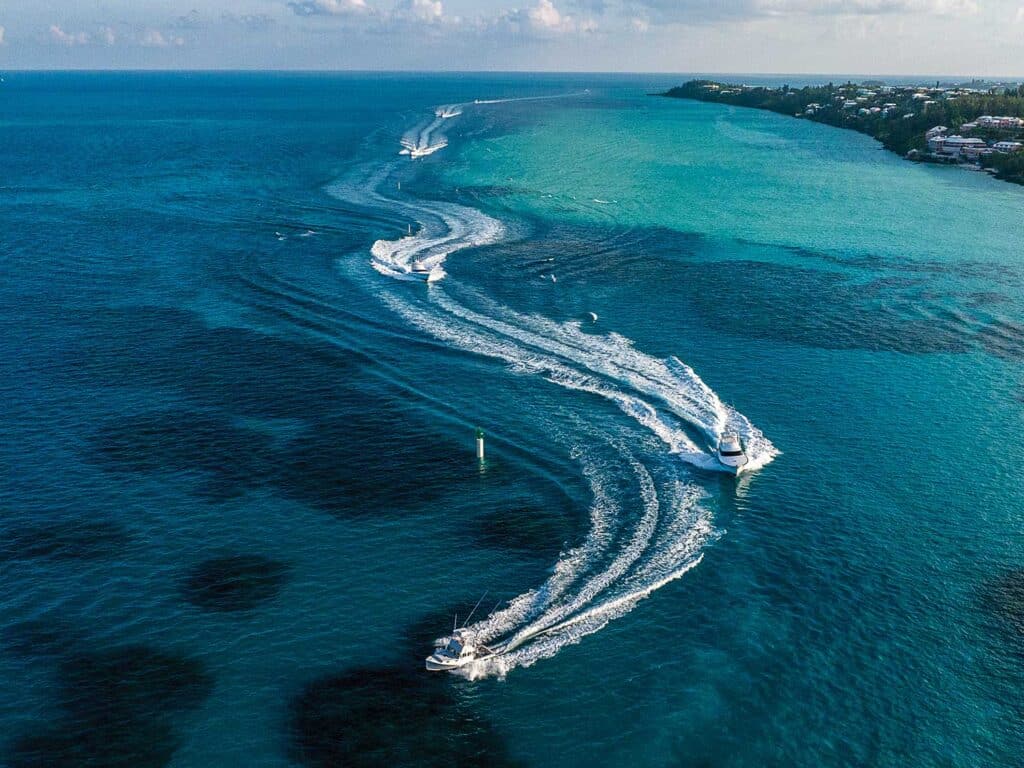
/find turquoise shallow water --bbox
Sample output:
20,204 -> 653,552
1,72 -> 1023,767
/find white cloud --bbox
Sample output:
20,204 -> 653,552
140,28 -> 185,47
631,16 -> 650,31
0,26 -> 5,45
498,0 -> 593,33
529,0 -> 564,27
756,0 -> 977,15
288,0 -> 370,16
397,0 -> 444,21
47,22 -> 193,49
50,25 -> 90,46
629,0 -> 980,25
1017,5 -> 1024,21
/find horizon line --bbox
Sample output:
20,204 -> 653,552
3,67 -> 1023,81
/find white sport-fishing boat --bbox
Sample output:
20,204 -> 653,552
717,430 -> 750,475
410,261 -> 443,282
426,594 -> 499,672
424,629 -> 497,672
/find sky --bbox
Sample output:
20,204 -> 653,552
0,0 -> 1022,76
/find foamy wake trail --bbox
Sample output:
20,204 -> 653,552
380,287 -> 766,677
369,203 -> 504,282
501,452 -> 661,651
400,112 -> 450,158
461,449 -> 620,645
460,477 -> 716,680
374,233 -> 774,677
387,287 -> 777,470
334,97 -> 777,676
400,92 -> 584,158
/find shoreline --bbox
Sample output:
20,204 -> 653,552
662,80 -> 1024,188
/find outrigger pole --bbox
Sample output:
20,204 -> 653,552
462,591 -> 489,628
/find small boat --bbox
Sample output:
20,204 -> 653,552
410,261 -> 443,282
399,139 -> 448,159
717,430 -> 749,474
425,629 -> 497,672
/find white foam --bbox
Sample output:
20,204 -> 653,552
464,448 -> 620,644
498,451 -> 660,652
369,202 -> 503,282
428,291 -> 777,467
330,96 -> 778,675
400,103 -> 462,159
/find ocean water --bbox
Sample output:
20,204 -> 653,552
1,71 -> 1023,767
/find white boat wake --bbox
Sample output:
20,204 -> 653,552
369,201 -> 504,282
333,98 -> 776,677
400,111 -> 450,159
399,91 -> 588,161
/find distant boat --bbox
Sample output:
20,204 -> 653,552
717,431 -> 750,475
399,139 -> 449,159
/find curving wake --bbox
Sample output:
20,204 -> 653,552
333,97 -> 776,677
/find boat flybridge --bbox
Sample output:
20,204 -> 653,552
717,430 -> 750,475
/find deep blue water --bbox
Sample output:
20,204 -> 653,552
1,71 -> 1023,767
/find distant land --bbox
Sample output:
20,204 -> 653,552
664,79 -> 1024,186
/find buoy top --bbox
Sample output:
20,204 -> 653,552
475,428 -> 485,439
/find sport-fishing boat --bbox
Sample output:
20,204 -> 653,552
426,593 -> 499,672
410,261 -> 443,282
424,629 -> 497,671
717,430 -> 750,474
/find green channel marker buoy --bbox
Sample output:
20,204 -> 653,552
475,428 -> 485,461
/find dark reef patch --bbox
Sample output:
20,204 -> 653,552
976,569 -> 1024,724
776,241 -> 1024,287
62,305 -> 359,420
173,324 -> 357,420
975,319 -> 1024,361
270,408 -> 466,517
289,666 -> 521,768
1,618 -> 80,661
964,291 -> 1010,308
6,645 -> 213,768
677,260 -> 972,354
8,720 -> 178,768
982,569 -> 1024,637
90,409 -> 273,499
0,520 -> 129,562
471,502 -> 571,559
57,645 -> 213,715
181,554 -> 290,612
88,393 -> 498,516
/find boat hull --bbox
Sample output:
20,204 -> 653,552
424,652 -> 496,672
410,267 -> 444,283
718,456 -> 750,476
425,657 -> 458,672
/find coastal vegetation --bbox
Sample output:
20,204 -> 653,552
664,80 -> 1024,185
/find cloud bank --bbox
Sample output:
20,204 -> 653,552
1,0 -> 1020,75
